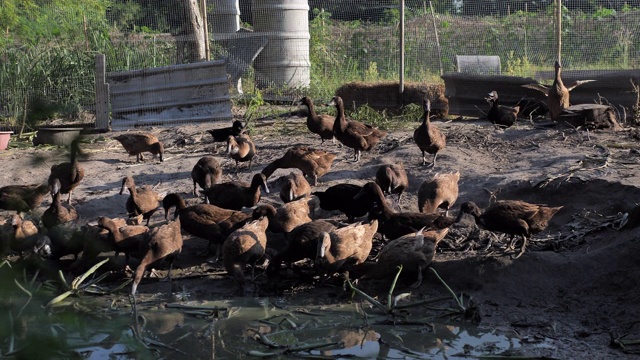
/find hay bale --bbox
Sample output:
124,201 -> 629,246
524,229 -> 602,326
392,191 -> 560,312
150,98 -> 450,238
335,81 -> 448,117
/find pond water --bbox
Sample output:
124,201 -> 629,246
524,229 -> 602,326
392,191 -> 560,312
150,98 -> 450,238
1,288 -> 551,359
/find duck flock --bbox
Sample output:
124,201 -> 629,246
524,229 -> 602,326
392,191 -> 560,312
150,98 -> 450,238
0,85 -> 574,297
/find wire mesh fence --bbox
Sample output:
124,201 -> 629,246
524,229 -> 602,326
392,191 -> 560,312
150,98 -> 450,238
0,0 -> 638,131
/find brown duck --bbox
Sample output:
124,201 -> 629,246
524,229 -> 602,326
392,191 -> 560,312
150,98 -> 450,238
522,61 -> 595,122
485,91 -> 519,128
120,176 -> 160,225
413,99 -> 445,167
131,218 -> 182,295
42,178 -> 78,229
261,146 -> 336,186
375,163 -> 408,205
315,219 -> 378,277
68,218 -> 128,271
114,132 -> 164,162
48,138 -> 84,204
458,200 -> 563,258
358,182 -> 455,240
200,173 -> 269,211
227,134 -> 256,173
252,199 -> 312,234
278,172 -> 311,203
162,193 -> 252,261
267,219 -> 339,277
191,155 -> 222,200
207,120 -> 245,143
347,227 -> 434,288
0,184 -> 50,213
95,216 -> 149,267
329,96 -> 387,162
222,216 -> 269,295
298,96 -> 335,144
6,214 -> 40,256
313,183 -> 377,223
418,171 -> 460,215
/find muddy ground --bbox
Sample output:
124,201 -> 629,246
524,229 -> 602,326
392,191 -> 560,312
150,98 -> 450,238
2,108 -> 640,359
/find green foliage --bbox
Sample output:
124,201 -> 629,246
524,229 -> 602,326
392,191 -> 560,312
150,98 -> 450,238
382,8 -> 400,25
364,62 -> 380,81
0,0 -> 109,47
592,7 -> 616,19
505,51 -> 533,77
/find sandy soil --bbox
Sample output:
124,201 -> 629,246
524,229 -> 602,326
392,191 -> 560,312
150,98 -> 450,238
2,109 -> 640,358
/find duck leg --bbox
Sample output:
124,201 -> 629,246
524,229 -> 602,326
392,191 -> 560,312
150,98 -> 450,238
426,153 -> 438,168
354,149 -> 361,162
409,265 -> 424,289
515,236 -> 528,259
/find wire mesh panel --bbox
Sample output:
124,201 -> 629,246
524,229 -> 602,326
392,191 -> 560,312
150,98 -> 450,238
1,0 -> 640,130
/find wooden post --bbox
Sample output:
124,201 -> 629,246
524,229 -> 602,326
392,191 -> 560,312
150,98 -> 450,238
556,0 -> 562,63
429,1 -> 443,76
95,54 -> 110,130
200,0 -> 210,61
524,3 -> 528,61
399,0 -> 405,97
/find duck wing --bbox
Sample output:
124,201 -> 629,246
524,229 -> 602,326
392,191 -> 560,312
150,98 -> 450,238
566,79 -> 596,92
521,83 -> 550,95
482,201 -> 539,234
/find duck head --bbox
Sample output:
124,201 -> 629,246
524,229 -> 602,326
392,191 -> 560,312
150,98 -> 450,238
297,96 -> 311,106
232,120 -> 245,135
316,232 -> 331,259
485,91 -> 499,104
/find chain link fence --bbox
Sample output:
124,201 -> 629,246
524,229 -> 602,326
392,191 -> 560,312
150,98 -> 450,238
0,0 -> 638,130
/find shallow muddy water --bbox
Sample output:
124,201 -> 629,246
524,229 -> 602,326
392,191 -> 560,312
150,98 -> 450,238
3,288 -> 553,359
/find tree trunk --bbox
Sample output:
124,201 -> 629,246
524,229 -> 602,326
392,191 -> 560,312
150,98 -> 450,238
176,0 -> 206,64
563,104 -> 622,131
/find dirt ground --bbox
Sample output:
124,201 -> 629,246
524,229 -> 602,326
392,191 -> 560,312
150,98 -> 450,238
2,108 -> 640,358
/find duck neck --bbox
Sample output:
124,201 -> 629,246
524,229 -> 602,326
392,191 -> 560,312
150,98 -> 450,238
422,109 -> 431,128
52,190 -> 62,208
262,159 -> 281,179
306,101 -> 317,117
371,184 -> 394,221
553,65 -> 564,87
128,184 -> 138,202
70,141 -> 79,164
250,177 -> 263,196
335,102 -> 347,130
173,194 -> 187,213
102,219 -> 123,242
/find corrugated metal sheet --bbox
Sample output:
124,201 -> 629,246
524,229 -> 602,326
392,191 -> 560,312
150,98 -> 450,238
442,70 -> 640,118
534,69 -> 640,111
107,60 -> 232,130
442,73 -> 545,117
